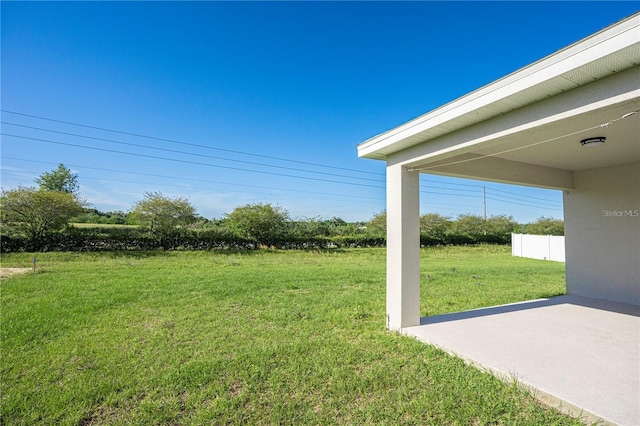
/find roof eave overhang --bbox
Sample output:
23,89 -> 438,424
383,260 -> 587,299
357,13 -> 640,161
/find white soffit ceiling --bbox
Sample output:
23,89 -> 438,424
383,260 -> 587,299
419,99 -> 640,174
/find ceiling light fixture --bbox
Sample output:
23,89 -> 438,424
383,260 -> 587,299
580,136 -> 606,147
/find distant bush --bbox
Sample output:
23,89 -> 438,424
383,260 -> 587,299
1,212 -> 556,253
70,209 -> 128,225
0,227 -> 388,252
524,216 -> 564,236
0,233 -> 29,253
0,227 -> 513,253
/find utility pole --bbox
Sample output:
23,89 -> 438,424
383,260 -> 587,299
483,186 -> 487,220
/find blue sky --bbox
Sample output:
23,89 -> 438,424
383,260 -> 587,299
2,2 -> 637,223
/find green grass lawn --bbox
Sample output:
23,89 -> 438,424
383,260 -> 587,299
1,246 -> 584,425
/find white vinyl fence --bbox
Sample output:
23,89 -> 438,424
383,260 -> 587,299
511,233 -> 565,262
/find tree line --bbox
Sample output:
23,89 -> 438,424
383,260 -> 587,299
1,164 -> 564,252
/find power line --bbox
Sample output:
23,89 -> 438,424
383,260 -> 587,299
484,191 -> 562,209
422,179 -> 560,207
1,167 -> 384,208
1,157 -> 382,201
421,182 -> 480,193
421,184 -> 481,195
420,205 -> 482,212
3,161 -> 559,219
0,109 -> 383,176
421,190 -> 482,198
485,196 -> 563,212
485,187 -> 562,205
422,176 -> 562,207
1,122 -> 383,184
2,168 -> 383,211
421,177 -> 483,189
2,147 -> 559,209
1,111 -> 566,208
74,175 -> 383,207
1,133 -> 386,189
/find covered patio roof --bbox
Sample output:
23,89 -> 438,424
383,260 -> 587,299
358,13 -> 639,189
356,12 -> 639,425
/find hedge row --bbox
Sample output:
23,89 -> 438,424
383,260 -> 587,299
0,228 -> 385,252
0,227 -> 510,253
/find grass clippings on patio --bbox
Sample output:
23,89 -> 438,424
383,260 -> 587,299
0,246 -> 585,425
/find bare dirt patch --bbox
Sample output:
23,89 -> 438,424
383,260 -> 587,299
0,268 -> 32,280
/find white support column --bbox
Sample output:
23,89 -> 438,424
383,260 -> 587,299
386,163 -> 421,331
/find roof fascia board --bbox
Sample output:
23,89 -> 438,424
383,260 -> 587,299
358,13 -> 640,159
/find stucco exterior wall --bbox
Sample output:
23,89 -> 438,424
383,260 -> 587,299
564,162 -> 640,306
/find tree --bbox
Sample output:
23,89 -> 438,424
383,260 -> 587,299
450,213 -> 486,240
366,210 -> 386,236
225,203 -> 290,243
525,216 -> 564,236
71,209 -> 128,224
35,164 -> 79,194
1,187 -> 85,247
420,213 -> 452,240
130,192 -> 197,233
484,214 -> 518,242
291,216 -> 327,238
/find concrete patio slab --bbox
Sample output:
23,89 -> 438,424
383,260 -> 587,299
402,295 -> 640,426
